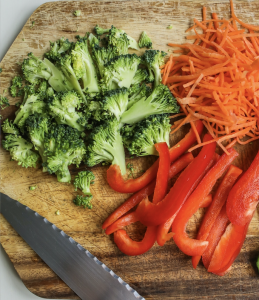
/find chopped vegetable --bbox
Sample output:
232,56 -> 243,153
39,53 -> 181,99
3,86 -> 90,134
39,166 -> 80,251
29,185 -> 37,190
74,10 -> 81,17
138,31 -> 152,49
55,210 -> 60,215
10,76 -> 23,97
74,170 -> 95,196
73,195 -> 93,209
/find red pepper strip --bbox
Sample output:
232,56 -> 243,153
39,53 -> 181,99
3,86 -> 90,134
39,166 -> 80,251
135,134 -> 216,227
107,120 -> 204,193
192,165 -> 243,268
226,150 -> 259,226
171,148 -> 239,257
105,212 -> 139,235
113,226 -> 157,256
208,221 -> 250,275
156,194 -> 212,246
102,153 -> 194,229
153,142 -> 170,204
202,205 -> 229,269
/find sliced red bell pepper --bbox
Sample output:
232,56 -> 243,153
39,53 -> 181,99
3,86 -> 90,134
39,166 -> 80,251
226,150 -> 259,226
202,205 -> 229,269
171,148 -> 239,257
102,152 -> 194,230
152,142 -> 170,204
107,120 -> 203,193
135,134 -> 216,227
105,212 -> 139,235
192,165 -> 242,268
113,226 -> 157,256
208,221 -> 250,275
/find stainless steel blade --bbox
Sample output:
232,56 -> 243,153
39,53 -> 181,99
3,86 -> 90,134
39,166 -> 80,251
0,193 -> 144,300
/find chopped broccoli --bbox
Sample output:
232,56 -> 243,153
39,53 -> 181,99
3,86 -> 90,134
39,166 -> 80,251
141,50 -> 167,87
257,255 -> 259,272
102,54 -> 141,90
46,91 -> 87,131
167,25 -> 173,29
71,38 -> 100,93
74,10 -> 81,17
73,195 -> 92,209
45,38 -> 72,62
25,113 -> 50,171
2,119 -> 20,135
85,118 -> 126,175
121,84 -> 179,124
37,81 -> 48,93
44,124 -> 86,182
74,170 -> 95,196
29,185 -> 37,190
122,114 -> 171,156
10,76 -> 23,97
2,134 -> 39,168
127,83 -> 152,109
30,21 -> 35,29
0,91 -> 10,110
55,210 -> 60,215
94,25 -> 110,35
0,68 -> 2,73
131,69 -> 149,85
138,31 -> 152,49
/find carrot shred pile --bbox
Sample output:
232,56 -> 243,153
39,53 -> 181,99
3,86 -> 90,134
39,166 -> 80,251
163,0 -> 259,154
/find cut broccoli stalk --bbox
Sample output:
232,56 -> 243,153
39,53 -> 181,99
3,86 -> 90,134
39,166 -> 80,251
85,118 -> 126,175
141,50 -> 167,87
122,114 -> 171,156
2,134 -> 39,168
121,84 -> 179,124
102,54 -> 141,90
138,31 -> 152,49
1,119 -> 20,135
74,170 -> 95,196
74,195 -> 93,209
47,91 -> 86,131
45,38 -> 72,62
94,25 -> 110,36
71,38 -> 100,93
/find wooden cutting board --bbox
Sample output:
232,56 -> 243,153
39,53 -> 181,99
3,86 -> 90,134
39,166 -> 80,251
1,0 -> 259,299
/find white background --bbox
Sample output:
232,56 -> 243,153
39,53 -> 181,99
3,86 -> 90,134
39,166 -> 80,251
0,0 -> 69,299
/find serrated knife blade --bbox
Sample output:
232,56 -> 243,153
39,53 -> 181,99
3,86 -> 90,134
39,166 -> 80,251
0,193 -> 144,300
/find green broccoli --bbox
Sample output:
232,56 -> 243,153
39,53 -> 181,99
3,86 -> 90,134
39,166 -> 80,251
94,25 -> 110,36
74,10 -> 81,17
127,83 -> 152,109
2,134 -> 39,168
131,69 -> 149,85
84,118 -> 126,175
74,170 -> 95,196
71,38 -> 100,93
45,38 -> 72,62
102,54 -> 141,90
73,195 -> 92,209
1,119 -> 20,135
122,114 -> 171,156
44,124 -> 86,182
25,113 -> 50,171
138,31 -> 152,49
141,50 -> 167,87
10,76 -> 23,97
121,84 -> 179,124
0,92 -> 10,111
257,255 -> 259,272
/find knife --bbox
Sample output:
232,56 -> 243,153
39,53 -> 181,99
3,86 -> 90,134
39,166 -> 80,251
0,193 -> 144,300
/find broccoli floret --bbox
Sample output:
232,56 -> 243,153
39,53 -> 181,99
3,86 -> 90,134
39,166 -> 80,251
121,84 -> 179,124
2,134 -> 39,168
44,124 -> 86,182
141,50 -> 167,87
71,38 -> 100,93
25,113 -> 50,171
13,91 -> 46,128
74,170 -> 95,196
1,119 -> 20,135
10,76 -> 23,97
127,83 -> 152,109
138,31 -> 152,49
0,92 -> 10,111
122,114 -> 171,156
45,38 -> 72,62
74,10 -> 81,17
73,195 -> 92,209
102,54 -> 141,90
106,26 -> 139,55
85,118 -> 126,174
94,25 -> 110,35
131,69 -> 149,85
37,81 -> 48,93
46,91 -> 87,131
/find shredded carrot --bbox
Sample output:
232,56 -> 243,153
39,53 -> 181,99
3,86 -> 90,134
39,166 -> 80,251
162,0 -> 259,153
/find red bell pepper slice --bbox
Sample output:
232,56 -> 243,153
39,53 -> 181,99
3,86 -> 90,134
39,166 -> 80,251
113,226 -> 157,256
226,150 -> 259,226
135,134 -> 216,227
202,205 -> 229,269
106,120 -> 203,193
171,148 -> 239,257
102,153 -> 194,230
192,165 -> 242,268
153,142 -> 170,204
105,211 -> 139,235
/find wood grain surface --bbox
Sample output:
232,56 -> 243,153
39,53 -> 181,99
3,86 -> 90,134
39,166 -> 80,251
1,1 -> 259,299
